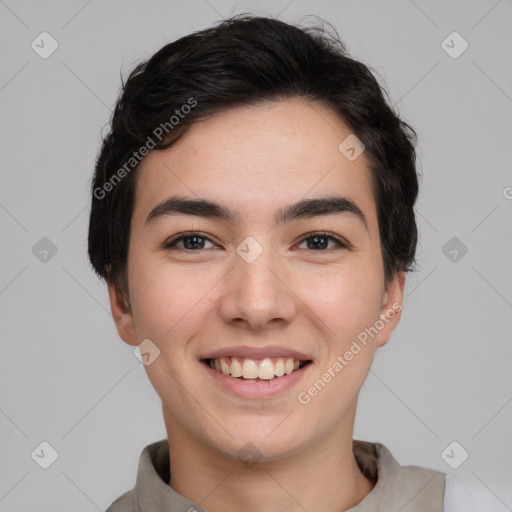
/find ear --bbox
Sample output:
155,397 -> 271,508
375,271 -> 406,348
107,279 -> 138,346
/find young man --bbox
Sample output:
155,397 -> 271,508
88,15 -> 495,512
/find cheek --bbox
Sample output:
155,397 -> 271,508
128,254 -> 215,350
293,271 -> 383,417
300,264 -> 383,344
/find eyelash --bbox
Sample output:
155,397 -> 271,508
163,231 -> 351,252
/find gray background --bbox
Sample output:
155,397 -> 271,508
1,0 -> 511,510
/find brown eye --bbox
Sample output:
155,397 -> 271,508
297,231 -> 350,251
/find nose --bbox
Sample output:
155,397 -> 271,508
219,242 -> 297,331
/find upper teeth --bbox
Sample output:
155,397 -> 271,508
208,357 -> 303,380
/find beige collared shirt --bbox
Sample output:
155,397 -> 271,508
105,438 -> 452,511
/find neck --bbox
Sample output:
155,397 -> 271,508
164,409 -> 376,512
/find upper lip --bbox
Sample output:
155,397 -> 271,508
199,345 -> 312,361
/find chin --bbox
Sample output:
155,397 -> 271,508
208,420 -> 309,463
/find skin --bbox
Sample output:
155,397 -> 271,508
108,98 -> 405,512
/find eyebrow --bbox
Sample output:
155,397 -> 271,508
144,194 -> 368,230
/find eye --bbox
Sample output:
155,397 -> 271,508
297,231 -> 350,251
163,232 -> 216,251
163,230 -> 351,252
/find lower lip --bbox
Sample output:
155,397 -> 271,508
202,361 -> 311,399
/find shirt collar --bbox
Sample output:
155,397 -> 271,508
132,438 -> 439,511
134,439 -> 206,512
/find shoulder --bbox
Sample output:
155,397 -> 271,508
443,474 -> 506,512
104,489 -> 135,512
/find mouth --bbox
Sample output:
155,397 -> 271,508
201,356 -> 313,381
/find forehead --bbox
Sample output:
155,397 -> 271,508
133,98 -> 376,228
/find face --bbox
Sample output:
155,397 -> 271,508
108,98 -> 405,462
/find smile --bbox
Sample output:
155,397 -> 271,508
204,356 -> 311,381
